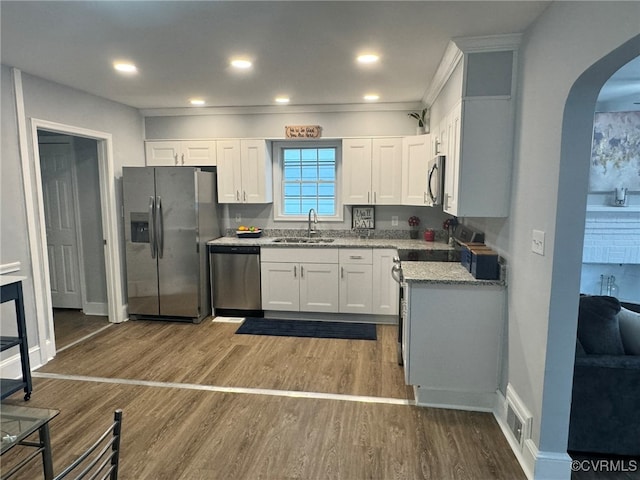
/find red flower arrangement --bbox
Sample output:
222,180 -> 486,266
442,217 -> 458,231
408,216 -> 420,227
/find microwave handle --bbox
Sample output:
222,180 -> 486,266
427,163 -> 438,203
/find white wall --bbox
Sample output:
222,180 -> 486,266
469,2 -> 639,473
0,67 -> 144,353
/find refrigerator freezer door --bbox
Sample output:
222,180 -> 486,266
154,167 -> 200,317
124,167 -> 160,316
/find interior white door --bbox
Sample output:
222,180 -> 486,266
40,142 -> 82,308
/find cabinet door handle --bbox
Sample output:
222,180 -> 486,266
236,190 -> 240,201
341,267 -> 344,278
300,265 -> 304,278
174,154 -> 179,165
294,265 -> 297,278
350,255 -> 363,259
181,153 -> 185,165
243,191 -> 247,202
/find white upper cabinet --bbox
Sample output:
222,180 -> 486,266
401,134 -> 430,205
342,137 -> 402,205
145,140 -> 216,166
181,141 -> 217,166
216,139 -> 273,204
429,36 -> 519,217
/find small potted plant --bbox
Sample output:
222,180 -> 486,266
408,216 -> 420,239
443,217 -> 459,245
408,108 -> 430,135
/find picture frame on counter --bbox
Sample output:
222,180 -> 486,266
352,206 -> 375,229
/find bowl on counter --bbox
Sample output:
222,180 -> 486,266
236,229 -> 262,238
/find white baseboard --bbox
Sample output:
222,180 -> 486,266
493,387 -> 572,480
0,345 -> 43,380
414,385 -> 496,412
83,302 -> 108,316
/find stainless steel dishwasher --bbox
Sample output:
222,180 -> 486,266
209,245 -> 263,317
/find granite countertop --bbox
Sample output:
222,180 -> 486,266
207,235 -> 454,251
401,261 -> 504,286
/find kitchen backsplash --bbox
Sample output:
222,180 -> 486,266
223,227 -> 450,241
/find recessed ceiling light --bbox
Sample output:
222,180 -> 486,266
364,94 -> 380,101
230,58 -> 253,69
189,99 -> 205,106
113,62 -> 137,74
357,54 -> 380,64
275,96 -> 290,104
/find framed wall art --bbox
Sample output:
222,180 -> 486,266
352,206 -> 375,229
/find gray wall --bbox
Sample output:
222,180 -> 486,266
1,66 -> 144,351
468,1 -> 640,458
1,66 -> 39,347
145,109 -> 419,140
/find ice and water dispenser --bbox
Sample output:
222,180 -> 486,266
130,212 -> 150,243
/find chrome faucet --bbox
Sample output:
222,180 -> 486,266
308,208 -> 318,237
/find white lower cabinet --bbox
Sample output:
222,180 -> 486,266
372,249 -> 399,315
260,262 -> 300,311
299,263 -> 339,313
262,247 -> 398,318
261,248 -> 339,313
339,249 -> 373,314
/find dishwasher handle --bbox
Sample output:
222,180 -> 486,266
209,245 -> 261,255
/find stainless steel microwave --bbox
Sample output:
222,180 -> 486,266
427,155 -> 445,206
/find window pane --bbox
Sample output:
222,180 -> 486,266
284,184 -> 301,197
318,165 -> 335,181
318,199 -> 335,215
284,165 -> 301,181
318,184 -> 334,197
279,145 -> 337,217
284,198 -> 301,215
301,149 -> 318,161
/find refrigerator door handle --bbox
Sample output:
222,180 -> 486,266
149,196 -> 156,259
156,196 -> 164,259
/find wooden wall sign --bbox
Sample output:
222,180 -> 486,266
285,125 -> 322,138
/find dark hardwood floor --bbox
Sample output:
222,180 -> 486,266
53,308 -> 110,350
2,318 -> 532,479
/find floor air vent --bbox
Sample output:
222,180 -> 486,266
505,385 -> 532,449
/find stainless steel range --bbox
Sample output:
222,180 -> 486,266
391,225 -> 484,365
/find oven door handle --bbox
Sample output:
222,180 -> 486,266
391,264 -> 402,284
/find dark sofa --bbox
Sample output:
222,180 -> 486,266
568,296 -> 640,456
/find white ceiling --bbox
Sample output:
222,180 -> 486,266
598,55 -> 640,110
1,1 -> 554,111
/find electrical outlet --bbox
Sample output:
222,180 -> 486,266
392,216 -> 398,226
235,213 -> 242,223
532,229 -> 545,256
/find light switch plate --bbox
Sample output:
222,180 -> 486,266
235,213 -> 241,223
391,216 -> 398,226
532,229 -> 545,256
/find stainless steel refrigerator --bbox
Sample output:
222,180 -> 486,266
123,167 -> 220,323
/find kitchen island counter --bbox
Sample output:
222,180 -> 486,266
401,261 -> 504,286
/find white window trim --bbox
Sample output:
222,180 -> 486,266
272,140 -> 344,222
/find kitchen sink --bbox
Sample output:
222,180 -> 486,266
272,237 -> 335,244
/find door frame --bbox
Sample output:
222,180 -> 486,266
26,118 -> 125,362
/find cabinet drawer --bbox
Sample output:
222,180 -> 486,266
339,248 -> 372,264
261,247 -> 339,264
